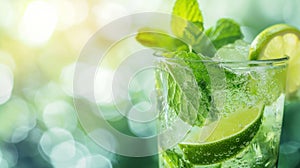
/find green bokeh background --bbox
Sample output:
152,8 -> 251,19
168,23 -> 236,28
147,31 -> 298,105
0,0 -> 299,167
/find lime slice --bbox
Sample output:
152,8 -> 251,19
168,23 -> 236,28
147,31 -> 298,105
179,105 -> 264,165
249,24 -> 300,94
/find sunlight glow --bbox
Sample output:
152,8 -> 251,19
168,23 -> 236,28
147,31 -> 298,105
19,1 -> 58,45
53,0 -> 88,30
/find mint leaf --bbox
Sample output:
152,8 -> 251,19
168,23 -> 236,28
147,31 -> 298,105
206,18 -> 243,49
162,149 -> 193,168
160,56 -> 201,126
171,0 -> 216,57
136,28 -> 189,51
171,0 -> 203,38
182,23 -> 217,57
174,52 -> 212,125
156,51 -> 211,127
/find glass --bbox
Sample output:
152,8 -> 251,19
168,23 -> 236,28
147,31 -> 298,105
155,54 -> 288,168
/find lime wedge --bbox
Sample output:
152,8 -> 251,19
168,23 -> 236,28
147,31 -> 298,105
179,105 -> 264,165
249,24 -> 300,94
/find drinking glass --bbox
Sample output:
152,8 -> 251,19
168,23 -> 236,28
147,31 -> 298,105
155,54 -> 288,168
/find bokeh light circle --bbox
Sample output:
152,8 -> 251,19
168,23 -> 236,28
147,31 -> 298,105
39,128 -> 75,157
76,154 -> 112,168
43,100 -> 77,131
0,97 -> 36,143
0,64 -> 13,105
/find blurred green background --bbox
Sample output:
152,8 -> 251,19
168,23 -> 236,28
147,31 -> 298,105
0,0 -> 299,167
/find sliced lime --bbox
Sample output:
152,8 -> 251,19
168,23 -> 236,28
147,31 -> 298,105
179,105 -> 264,165
249,24 -> 300,94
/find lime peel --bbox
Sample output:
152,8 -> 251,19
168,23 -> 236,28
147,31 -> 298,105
249,24 -> 300,94
179,105 -> 264,165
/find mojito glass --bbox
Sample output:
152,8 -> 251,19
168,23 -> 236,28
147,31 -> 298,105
156,53 -> 288,168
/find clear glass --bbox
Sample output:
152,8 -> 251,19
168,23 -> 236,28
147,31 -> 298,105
155,55 -> 288,168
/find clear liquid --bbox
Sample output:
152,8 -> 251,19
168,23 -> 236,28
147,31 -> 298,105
156,57 -> 287,168
158,95 -> 285,168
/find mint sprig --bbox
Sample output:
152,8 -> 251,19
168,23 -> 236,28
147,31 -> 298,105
171,0 -> 204,37
135,0 -> 245,128
162,149 -> 193,168
205,18 -> 243,49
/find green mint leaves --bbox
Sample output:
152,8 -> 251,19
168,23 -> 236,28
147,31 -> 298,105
206,18 -> 243,49
171,0 -> 204,37
136,0 -> 204,53
155,51 -> 212,127
135,0 -> 245,128
136,28 -> 189,51
162,149 -> 193,168
136,0 -> 243,55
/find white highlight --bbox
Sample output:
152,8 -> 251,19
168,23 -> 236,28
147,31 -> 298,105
39,128 -> 74,157
53,0 -> 88,30
43,100 -> 77,131
0,64 -> 13,105
19,1 -> 57,45
0,1 -> 15,29
94,68 -> 114,104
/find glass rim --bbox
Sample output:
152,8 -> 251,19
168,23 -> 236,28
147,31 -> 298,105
154,51 -> 289,65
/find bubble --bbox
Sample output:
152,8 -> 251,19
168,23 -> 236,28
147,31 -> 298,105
128,118 -> 156,137
34,82 -> 67,112
73,141 -> 91,157
1,144 -> 18,167
72,63 -> 100,102
0,97 -> 35,143
77,129 -> 115,161
127,101 -> 156,122
50,140 -> 76,162
0,64 -> 13,105
128,104 -> 157,137
10,126 -> 32,143
39,128 -> 75,157
60,63 -> 75,97
43,100 -> 77,131
88,129 -> 117,153
76,155 -> 112,168
50,141 -> 91,168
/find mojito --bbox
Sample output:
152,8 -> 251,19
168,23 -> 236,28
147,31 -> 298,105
156,53 -> 288,168
135,0 -> 300,167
